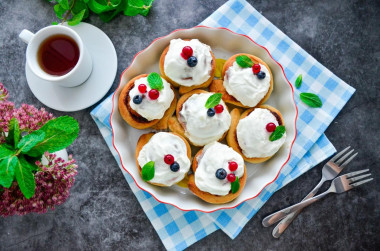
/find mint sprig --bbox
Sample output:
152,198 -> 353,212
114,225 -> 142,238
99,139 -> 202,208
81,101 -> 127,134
147,72 -> 164,91
0,156 -> 17,188
6,118 -> 20,148
295,74 -> 302,89
269,125 -> 286,141
300,92 -> 323,108
205,93 -> 222,109
231,176 -> 240,194
141,161 -> 155,181
236,55 -> 253,68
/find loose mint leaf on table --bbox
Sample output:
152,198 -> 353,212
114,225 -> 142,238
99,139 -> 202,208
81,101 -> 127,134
68,9 -> 86,26
15,156 -> 36,199
0,156 -> 17,188
295,74 -> 302,89
205,93 -> 222,109
269,125 -> 286,141
236,55 -> 253,68
141,161 -> 155,181
0,145 -> 15,161
147,72 -> 163,91
25,116 -> 79,157
231,177 -> 240,194
6,118 -> 20,148
300,92 -> 323,108
17,130 -> 46,154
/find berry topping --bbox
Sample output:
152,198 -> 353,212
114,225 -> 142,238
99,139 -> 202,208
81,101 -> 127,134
228,161 -> 238,172
257,71 -> 266,79
252,64 -> 261,75
266,122 -> 276,132
214,104 -> 224,114
207,108 -> 215,117
170,162 -> 180,172
164,154 -> 174,165
215,168 -> 227,180
181,46 -> 193,60
148,89 -> 159,100
187,56 -> 198,67
138,84 -> 147,93
227,173 -> 236,183
132,95 -> 142,104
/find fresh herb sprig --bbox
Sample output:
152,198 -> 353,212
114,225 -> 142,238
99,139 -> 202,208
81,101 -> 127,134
205,93 -> 222,109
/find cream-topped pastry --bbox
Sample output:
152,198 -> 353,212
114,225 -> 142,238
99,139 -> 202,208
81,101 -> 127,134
237,108 -> 286,158
179,92 -> 231,146
194,142 -> 244,196
163,39 -> 213,87
224,62 -> 271,107
137,132 -> 191,186
129,76 -> 174,121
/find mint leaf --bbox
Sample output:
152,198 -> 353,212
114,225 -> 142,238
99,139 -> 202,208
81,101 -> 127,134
57,0 -> 70,10
231,177 -> 240,194
15,156 -> 35,199
147,72 -> 163,91
54,3 -> 67,19
295,74 -> 302,89
205,93 -> 222,109
0,156 -> 17,188
88,0 -> 120,14
0,145 -> 15,161
68,9 -> 86,26
52,21 -> 59,25
141,161 -> 155,181
125,0 -> 153,16
26,116 -> 79,157
236,55 -> 253,68
300,92 -> 323,108
17,130 -> 46,154
6,118 -> 20,148
269,125 -> 286,141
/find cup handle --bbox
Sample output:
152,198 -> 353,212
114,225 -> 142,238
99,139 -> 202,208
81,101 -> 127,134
19,29 -> 35,44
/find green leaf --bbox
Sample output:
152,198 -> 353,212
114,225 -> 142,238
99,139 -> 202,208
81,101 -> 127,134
300,92 -> 323,108
57,0 -> 70,10
205,93 -> 222,109
0,156 -> 17,188
295,74 -> 302,89
14,156 -> 35,199
17,131 -> 46,154
88,0 -> 120,14
269,125 -> 286,142
68,9 -> 86,26
125,0 -> 153,16
231,177 -> 240,194
25,116 -> 79,157
52,21 -> 59,25
54,3 -> 67,19
236,55 -> 253,68
0,145 -> 15,161
6,118 -> 20,148
141,161 -> 155,181
98,0 -> 126,22
147,72 -> 163,91
72,1 -> 90,19
22,154 -> 40,172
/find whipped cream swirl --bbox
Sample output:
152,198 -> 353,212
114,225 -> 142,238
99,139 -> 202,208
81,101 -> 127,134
179,93 -> 231,146
224,62 -> 271,107
163,39 -> 213,87
195,142 -> 244,196
129,76 -> 174,121
137,132 -> 191,186
237,108 -> 286,158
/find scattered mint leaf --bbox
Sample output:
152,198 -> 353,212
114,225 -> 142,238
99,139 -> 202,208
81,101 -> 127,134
300,92 -> 323,108
236,55 -> 253,68
295,74 -> 302,89
269,125 -> 286,141
147,72 -> 163,91
141,161 -> 155,181
0,156 -> 17,188
125,0 -> 153,16
57,0 -> 70,10
51,21 -> 59,25
54,3 -> 67,19
68,9 -> 86,26
0,145 -> 15,161
14,156 -> 36,199
231,177 -> 240,194
6,118 -> 20,148
17,131 -> 46,154
205,93 -> 222,109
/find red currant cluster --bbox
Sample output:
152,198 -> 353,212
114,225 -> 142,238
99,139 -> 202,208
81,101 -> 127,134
164,154 -> 180,172
181,46 -> 198,67
132,84 -> 160,105
215,161 -> 238,182
252,64 -> 266,79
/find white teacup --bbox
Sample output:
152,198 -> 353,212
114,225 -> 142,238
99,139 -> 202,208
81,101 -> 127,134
19,25 -> 92,88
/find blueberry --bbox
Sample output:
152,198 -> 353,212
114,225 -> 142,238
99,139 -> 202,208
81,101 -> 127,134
170,161 -> 180,172
257,71 -> 266,79
207,108 -> 215,117
215,168 -> 227,180
187,56 -> 198,67
133,95 -> 142,104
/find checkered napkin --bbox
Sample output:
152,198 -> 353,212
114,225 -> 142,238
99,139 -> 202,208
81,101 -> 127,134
91,0 -> 355,249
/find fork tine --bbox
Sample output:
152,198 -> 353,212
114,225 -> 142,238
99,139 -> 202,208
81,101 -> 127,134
348,173 -> 372,183
351,178 -> 373,187
339,152 -> 358,168
336,149 -> 355,165
345,169 -> 370,178
330,146 -> 350,162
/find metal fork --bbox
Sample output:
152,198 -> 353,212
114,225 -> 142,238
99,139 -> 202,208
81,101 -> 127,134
262,146 -> 357,235
262,169 -> 373,226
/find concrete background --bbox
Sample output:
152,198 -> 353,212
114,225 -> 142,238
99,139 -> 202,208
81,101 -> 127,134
0,0 -> 379,250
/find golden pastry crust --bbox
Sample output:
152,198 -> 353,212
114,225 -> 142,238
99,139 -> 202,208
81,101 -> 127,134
227,105 -> 285,163
159,40 -> 216,95
168,89 -> 230,147
209,53 -> 273,108
118,74 -> 177,130
135,132 -> 192,187
188,148 -> 247,204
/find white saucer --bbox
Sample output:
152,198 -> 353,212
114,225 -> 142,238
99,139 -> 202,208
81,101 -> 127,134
25,22 -> 117,112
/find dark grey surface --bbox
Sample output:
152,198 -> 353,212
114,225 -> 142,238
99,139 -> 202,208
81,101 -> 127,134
0,0 -> 379,250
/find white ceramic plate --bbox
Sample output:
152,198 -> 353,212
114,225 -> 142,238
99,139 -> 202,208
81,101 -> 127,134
110,26 -> 298,212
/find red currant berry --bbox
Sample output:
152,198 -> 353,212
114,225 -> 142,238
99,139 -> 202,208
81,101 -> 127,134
181,46 -> 193,60
266,122 -> 276,132
164,154 -> 174,165
138,84 -> 147,93
148,89 -> 159,100
252,64 -> 261,75
228,161 -> 238,172
214,104 -> 224,114
227,173 -> 236,183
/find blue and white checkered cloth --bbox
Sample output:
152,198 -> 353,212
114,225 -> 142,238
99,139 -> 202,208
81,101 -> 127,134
91,0 -> 355,250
